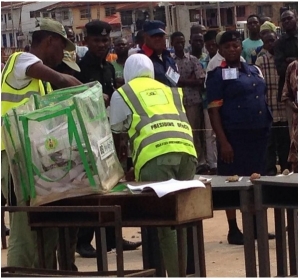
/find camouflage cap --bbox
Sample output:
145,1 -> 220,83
34,18 -> 75,51
62,51 -> 80,72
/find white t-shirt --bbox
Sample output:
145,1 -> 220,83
6,52 -> 41,89
109,90 -> 132,133
128,47 -> 141,57
76,45 -> 88,59
110,54 -> 155,133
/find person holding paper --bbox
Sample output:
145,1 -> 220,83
109,53 -> 198,277
206,31 -> 275,245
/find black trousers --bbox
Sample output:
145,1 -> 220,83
265,121 -> 290,174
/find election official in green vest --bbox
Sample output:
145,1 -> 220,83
1,18 -> 81,269
109,53 -> 198,277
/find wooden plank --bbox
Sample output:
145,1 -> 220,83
177,185 -> 213,222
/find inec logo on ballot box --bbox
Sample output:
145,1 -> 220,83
45,137 -> 58,151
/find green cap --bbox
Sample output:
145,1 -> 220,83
34,18 -> 75,51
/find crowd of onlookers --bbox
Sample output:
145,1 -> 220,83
1,8 -> 297,273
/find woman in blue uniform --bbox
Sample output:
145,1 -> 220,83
206,31 -> 274,245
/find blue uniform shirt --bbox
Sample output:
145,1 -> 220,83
139,44 -> 178,87
206,62 -> 273,130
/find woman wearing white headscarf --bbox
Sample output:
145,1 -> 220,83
110,54 -> 198,277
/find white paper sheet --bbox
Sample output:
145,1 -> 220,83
126,179 -> 206,198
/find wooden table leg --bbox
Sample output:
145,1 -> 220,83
195,221 -> 206,277
36,228 -> 46,269
141,227 -> 150,269
254,184 -> 271,277
287,209 -> 298,276
114,218 -> 124,277
176,227 -> 186,277
274,208 -> 287,276
186,226 -> 196,275
94,227 -> 108,272
240,189 -> 257,277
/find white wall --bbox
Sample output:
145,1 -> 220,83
21,1 -> 56,45
1,8 -> 21,47
174,5 -> 195,47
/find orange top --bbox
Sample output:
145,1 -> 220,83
106,53 -> 117,62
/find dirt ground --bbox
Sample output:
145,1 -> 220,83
1,209 -> 284,277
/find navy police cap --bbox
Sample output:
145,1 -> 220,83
143,20 -> 166,36
218,31 -> 241,45
85,20 -> 112,36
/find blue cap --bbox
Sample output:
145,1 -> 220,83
143,20 -> 166,36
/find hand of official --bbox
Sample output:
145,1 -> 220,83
61,74 -> 82,87
103,94 -> 110,107
220,141 -> 234,164
125,167 -> 135,182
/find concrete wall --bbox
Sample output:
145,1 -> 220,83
1,8 -> 21,47
21,1 -> 56,45
173,5 -> 193,47
72,4 -> 106,35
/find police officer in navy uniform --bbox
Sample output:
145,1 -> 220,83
206,31 -> 275,245
75,20 -> 115,106
139,20 -> 178,87
75,20 -> 141,258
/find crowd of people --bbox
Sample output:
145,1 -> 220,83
1,9 -> 298,277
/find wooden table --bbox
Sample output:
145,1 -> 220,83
252,174 -> 298,277
195,175 -> 257,277
16,185 -> 213,277
2,205 -> 133,277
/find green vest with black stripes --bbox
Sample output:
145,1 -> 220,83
1,52 -> 52,150
117,77 -> 197,180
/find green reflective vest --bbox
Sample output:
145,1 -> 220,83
117,77 -> 197,179
1,52 -> 52,150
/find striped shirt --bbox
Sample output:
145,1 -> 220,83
255,52 -> 287,123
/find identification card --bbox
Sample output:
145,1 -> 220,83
222,68 -> 238,80
165,66 -> 180,86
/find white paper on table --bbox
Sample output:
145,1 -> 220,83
198,176 -> 212,182
126,178 -> 206,198
276,172 -> 294,177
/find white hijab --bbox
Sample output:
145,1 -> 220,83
123,54 -> 154,83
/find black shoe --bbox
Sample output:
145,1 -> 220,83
227,229 -> 244,245
196,164 -> 209,175
107,239 -> 142,251
71,263 -> 78,271
122,239 -> 142,251
254,233 -> 276,240
76,244 -> 97,258
5,227 -> 9,236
